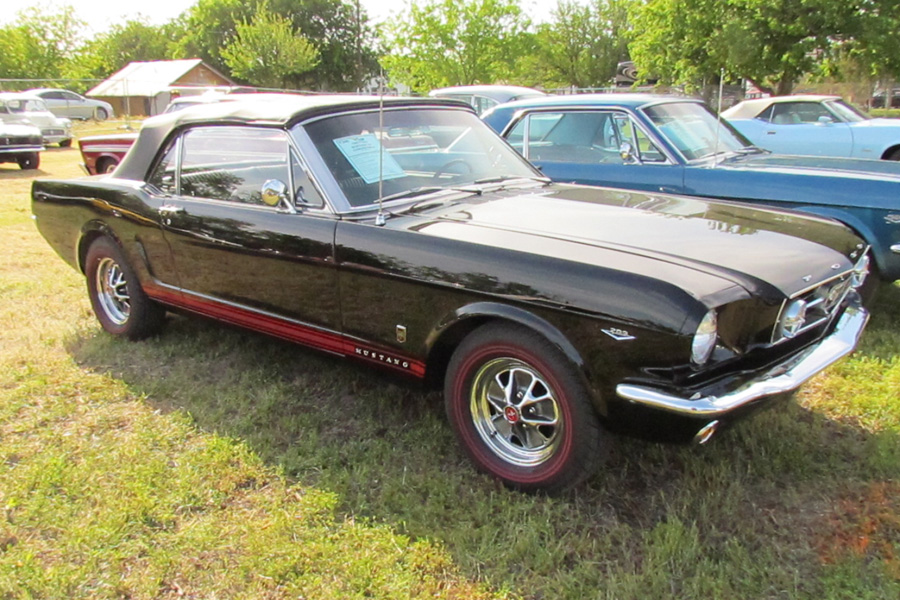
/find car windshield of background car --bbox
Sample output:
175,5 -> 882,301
301,108 -> 538,208
826,100 -> 870,122
643,102 -> 747,161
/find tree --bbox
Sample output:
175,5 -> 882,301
0,6 -> 85,84
221,4 -> 321,88
381,0 -> 534,93
533,0 -> 633,89
629,0 -> 863,96
66,19 -> 173,88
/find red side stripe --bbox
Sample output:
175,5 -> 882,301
143,283 -> 426,378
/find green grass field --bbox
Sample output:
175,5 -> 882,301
1,121 -> 898,598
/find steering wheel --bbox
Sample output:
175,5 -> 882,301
433,159 -> 472,182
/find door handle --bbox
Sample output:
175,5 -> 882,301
766,131 -> 777,135
158,204 -> 185,215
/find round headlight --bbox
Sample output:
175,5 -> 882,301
691,310 -> 717,365
851,253 -> 870,289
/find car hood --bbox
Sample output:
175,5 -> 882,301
0,121 -> 42,136
410,184 -> 860,300
718,151 -> 900,181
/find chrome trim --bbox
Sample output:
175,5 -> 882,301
616,306 -> 868,417
891,243 -> 900,255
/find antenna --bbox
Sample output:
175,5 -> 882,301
375,71 -> 386,226
712,68 -> 725,169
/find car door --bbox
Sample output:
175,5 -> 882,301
148,125 -> 341,331
505,109 -> 684,194
755,101 -> 853,157
59,91 -> 90,119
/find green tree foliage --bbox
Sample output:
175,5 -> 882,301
534,0 -> 632,89
221,4 -> 321,88
170,0 -> 254,78
0,6 -> 84,85
66,19 -> 174,89
629,0 -> 863,96
382,0 -> 534,93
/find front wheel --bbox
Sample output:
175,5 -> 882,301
85,237 -> 165,339
59,139 -> 73,148
444,323 -> 606,493
17,153 -> 39,170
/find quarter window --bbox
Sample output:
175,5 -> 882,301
147,142 -> 178,195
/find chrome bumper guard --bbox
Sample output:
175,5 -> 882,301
891,243 -> 900,255
616,306 -> 869,417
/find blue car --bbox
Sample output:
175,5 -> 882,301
482,94 -> 900,282
722,95 -> 900,161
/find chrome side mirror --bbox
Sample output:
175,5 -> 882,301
619,142 -> 640,164
261,179 -> 288,207
816,116 -> 834,126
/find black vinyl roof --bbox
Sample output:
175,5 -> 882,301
115,94 -> 472,181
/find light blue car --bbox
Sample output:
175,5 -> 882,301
482,93 -> 900,282
722,95 -> 900,161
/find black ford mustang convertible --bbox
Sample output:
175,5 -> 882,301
32,96 -> 871,492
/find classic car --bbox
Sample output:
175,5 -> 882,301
482,93 -> 900,283
32,96 -> 870,492
722,95 -> 900,160
0,121 -> 43,170
429,85 -> 546,115
0,92 -> 73,147
27,88 -> 114,121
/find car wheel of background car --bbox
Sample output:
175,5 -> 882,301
59,139 -> 72,148
85,237 -> 165,340
17,153 -> 39,170
884,148 -> 900,161
97,158 -> 118,174
444,323 -> 605,493
95,107 -> 109,121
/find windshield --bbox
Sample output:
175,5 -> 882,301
643,102 -> 751,161
301,107 -> 540,208
825,99 -> 870,122
0,98 -> 48,113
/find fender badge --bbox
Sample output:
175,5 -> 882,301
885,214 -> 900,224
802,275 -> 813,282
602,328 -> 636,341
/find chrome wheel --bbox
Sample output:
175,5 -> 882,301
469,357 -> 561,467
95,257 -> 130,325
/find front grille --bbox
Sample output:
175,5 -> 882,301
772,273 -> 853,343
43,128 -> 65,136
1,135 -> 41,145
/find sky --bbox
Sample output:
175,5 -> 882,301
2,0 -> 568,33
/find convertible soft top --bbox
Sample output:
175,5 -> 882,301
115,94 -> 471,181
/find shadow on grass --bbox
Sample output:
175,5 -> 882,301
65,282 -> 900,599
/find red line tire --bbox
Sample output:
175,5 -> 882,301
444,323 -> 606,493
85,237 -> 165,340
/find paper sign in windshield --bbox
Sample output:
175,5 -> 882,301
334,134 -> 405,184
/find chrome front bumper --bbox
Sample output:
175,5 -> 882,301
616,306 -> 869,417
891,243 -> 900,255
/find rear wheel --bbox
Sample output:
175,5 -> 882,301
95,107 -> 109,121
884,148 -> 900,161
444,323 -> 605,493
97,158 -> 118,174
17,153 -> 39,170
85,237 -> 165,339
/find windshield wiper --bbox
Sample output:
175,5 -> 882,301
473,175 -> 550,185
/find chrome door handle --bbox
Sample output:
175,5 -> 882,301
158,204 -> 185,215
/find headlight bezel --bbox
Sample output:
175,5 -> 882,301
691,309 -> 718,366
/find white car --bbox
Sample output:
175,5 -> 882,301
0,93 -> 73,147
0,121 -> 43,169
27,88 -> 114,121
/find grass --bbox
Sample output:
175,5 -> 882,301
1,121 -> 899,598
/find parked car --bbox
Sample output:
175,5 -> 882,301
429,85 -> 546,115
33,96 -> 870,492
27,88 -> 114,121
482,93 -> 900,282
722,95 -> 900,161
869,88 -> 900,109
0,121 -> 43,169
0,92 -> 73,147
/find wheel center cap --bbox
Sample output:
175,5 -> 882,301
503,406 -> 520,423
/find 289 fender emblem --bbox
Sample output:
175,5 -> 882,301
602,328 -> 636,341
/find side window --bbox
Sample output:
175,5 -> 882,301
613,115 -> 667,163
291,151 -> 324,208
506,113 -> 563,151
147,141 -> 179,195
180,127 -> 289,205
756,105 -> 775,123
771,102 -> 831,124
472,96 -> 498,115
